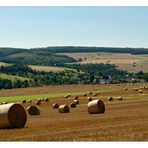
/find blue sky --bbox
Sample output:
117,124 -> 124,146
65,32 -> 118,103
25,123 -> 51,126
0,7 -> 148,48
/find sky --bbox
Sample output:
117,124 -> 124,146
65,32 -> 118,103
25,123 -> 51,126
0,6 -> 148,48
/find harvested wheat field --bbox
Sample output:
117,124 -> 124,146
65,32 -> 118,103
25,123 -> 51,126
0,83 -> 148,141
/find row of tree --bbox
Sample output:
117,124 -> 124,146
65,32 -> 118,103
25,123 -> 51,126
0,64 -> 148,89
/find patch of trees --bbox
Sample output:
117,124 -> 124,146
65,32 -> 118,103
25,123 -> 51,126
33,46 -> 148,54
0,49 -> 76,66
0,63 -> 130,89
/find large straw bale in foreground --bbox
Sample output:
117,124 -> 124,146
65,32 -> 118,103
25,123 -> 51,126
27,106 -> 40,115
59,105 -> 70,113
88,99 -> 105,114
0,103 -> 27,129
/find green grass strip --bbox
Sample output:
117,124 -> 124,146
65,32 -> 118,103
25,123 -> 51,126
0,91 -> 96,103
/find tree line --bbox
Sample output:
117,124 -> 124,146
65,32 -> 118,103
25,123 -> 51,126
0,64 -> 148,89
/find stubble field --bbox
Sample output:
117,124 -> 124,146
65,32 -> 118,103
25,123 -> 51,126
58,53 -> 148,72
0,83 -> 148,141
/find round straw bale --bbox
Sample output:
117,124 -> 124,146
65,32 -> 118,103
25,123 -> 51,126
52,103 -> 59,109
73,100 -> 79,105
40,98 -> 44,101
0,103 -> 27,129
68,94 -> 71,97
37,98 -> 41,101
27,106 -> 40,115
44,98 -> 49,102
64,95 -> 68,98
108,96 -> 113,101
88,99 -> 105,114
124,88 -> 128,91
22,100 -> 26,103
134,88 -> 138,91
83,93 -> 87,97
73,96 -> 79,100
97,91 -> 100,94
36,100 -> 41,105
27,100 -> 32,103
139,87 -> 143,90
89,92 -> 92,95
59,105 -> 70,113
93,93 -> 97,96
117,96 -> 123,101
139,90 -> 143,93
70,102 -> 76,108
88,97 -> 93,102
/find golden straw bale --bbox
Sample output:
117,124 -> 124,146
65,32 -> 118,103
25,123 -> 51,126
27,100 -> 32,103
64,95 -> 68,98
117,96 -> 123,101
59,105 -> 70,113
93,93 -> 97,96
88,99 -> 105,114
27,106 -> 40,115
22,100 -> 26,103
139,90 -> 143,93
73,100 -> 79,105
124,88 -> 128,91
44,98 -> 49,102
52,103 -> 59,109
108,96 -> 113,101
73,96 -> 79,100
2,102 -> 8,104
36,100 -> 41,105
83,93 -> 87,97
70,102 -> 76,108
0,103 -> 27,129
88,97 -> 93,102
40,98 -> 44,101
89,92 -> 92,95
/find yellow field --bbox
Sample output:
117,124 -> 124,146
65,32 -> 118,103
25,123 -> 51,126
59,53 -> 148,72
0,83 -> 148,141
0,62 -> 9,66
0,73 -> 30,81
29,65 -> 76,72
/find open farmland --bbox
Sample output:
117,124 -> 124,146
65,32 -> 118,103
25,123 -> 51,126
0,83 -> 148,141
0,62 -> 9,67
58,53 -> 148,72
29,65 -> 76,72
0,73 -> 30,82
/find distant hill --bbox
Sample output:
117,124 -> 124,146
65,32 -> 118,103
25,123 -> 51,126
0,47 -> 76,66
0,46 -> 148,66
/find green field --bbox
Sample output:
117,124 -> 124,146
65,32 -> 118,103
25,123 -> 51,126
0,91 -> 92,103
29,65 -> 76,72
0,62 -> 10,66
0,73 -> 30,81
